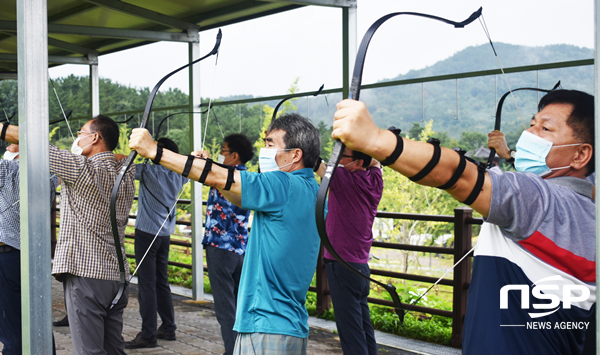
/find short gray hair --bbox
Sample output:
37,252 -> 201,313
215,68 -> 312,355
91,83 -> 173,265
268,113 -> 321,169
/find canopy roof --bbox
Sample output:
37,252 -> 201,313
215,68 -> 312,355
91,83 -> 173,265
0,0 -> 355,74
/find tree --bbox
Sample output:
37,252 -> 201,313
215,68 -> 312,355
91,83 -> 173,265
376,120 -> 461,277
458,131 -> 487,152
408,122 -> 423,140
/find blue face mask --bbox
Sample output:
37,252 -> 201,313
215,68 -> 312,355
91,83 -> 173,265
514,130 -> 582,177
258,148 -> 294,173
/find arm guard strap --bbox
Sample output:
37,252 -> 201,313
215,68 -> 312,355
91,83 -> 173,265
197,158 -> 212,184
182,154 -> 195,178
436,148 -> 467,190
408,140 -> 486,205
213,161 -> 236,191
461,161 -> 486,206
409,138 -> 441,182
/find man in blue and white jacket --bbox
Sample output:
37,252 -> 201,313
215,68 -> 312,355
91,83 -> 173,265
330,89 -> 595,355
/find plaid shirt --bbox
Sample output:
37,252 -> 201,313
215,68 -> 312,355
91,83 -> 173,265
0,160 -> 58,250
50,145 -> 135,281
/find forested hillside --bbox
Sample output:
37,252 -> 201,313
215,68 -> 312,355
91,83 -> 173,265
0,42 -> 593,157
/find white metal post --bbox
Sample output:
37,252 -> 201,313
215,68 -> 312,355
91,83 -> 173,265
17,0 -> 53,353
342,4 -> 357,98
89,52 -> 100,117
594,1 -> 599,353
188,32 -> 205,301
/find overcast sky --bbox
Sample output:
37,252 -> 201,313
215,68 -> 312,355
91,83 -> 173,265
49,0 -> 595,99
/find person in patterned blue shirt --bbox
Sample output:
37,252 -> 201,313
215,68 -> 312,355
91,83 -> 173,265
201,133 -> 253,355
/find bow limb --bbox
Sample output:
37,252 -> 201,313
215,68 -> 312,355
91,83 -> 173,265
154,108 -> 214,140
114,114 -> 135,124
315,8 -> 482,321
271,84 -> 325,121
107,29 -> 222,309
48,109 -> 73,126
486,80 -> 561,168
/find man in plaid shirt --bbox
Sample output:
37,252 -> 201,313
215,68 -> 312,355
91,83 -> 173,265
0,116 -> 135,355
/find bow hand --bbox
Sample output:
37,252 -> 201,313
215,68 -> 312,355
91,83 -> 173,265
332,100 -> 391,160
189,150 -> 210,159
487,131 -> 511,160
129,128 -> 157,160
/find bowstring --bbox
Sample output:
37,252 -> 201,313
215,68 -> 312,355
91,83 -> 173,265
201,49 -> 222,151
48,74 -> 75,140
129,180 -> 190,280
0,96 -> 9,123
478,15 -> 526,129
403,245 -> 475,313
132,44 -> 222,278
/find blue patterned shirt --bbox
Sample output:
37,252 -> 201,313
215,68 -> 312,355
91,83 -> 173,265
202,164 -> 250,255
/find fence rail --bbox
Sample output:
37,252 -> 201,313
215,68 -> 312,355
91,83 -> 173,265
51,196 -> 482,348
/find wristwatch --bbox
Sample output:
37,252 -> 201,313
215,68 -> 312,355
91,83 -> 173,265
506,149 -> 516,164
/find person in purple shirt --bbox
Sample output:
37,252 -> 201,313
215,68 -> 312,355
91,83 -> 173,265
317,147 -> 383,355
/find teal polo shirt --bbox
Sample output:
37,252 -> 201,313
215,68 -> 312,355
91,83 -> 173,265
234,168 -> 321,338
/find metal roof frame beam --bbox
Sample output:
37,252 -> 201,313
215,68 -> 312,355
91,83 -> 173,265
48,37 -> 99,56
0,20 -> 199,43
0,4 -> 98,46
47,3 -> 98,23
0,72 -> 18,80
83,0 -> 200,31
0,61 -> 18,71
0,53 -> 97,65
260,0 -> 356,8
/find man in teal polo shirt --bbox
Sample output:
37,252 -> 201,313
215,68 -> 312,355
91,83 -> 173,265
128,113 -> 322,355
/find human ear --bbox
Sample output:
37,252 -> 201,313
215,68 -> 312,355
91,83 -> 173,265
571,144 -> 593,171
293,148 -> 303,163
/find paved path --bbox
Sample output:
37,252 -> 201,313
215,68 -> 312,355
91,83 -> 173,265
53,280 -> 418,355
2,279 -> 462,355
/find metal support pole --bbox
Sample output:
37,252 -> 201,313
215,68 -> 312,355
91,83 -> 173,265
189,33 -> 205,301
594,2 -> 599,354
89,52 -> 99,117
17,0 -> 52,353
342,4 -> 357,99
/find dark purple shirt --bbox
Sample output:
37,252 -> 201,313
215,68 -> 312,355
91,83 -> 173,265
324,166 -> 383,263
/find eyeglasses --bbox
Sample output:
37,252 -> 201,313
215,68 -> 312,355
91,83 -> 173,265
76,130 -> 103,140
341,154 -> 354,158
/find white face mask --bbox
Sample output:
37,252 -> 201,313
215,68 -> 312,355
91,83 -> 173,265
515,130 -> 583,177
71,135 -> 93,155
338,160 -> 357,169
259,148 -> 294,172
3,151 -> 18,160
217,153 -> 230,165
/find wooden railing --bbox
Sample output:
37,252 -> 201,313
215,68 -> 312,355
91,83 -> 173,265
51,195 -> 482,348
